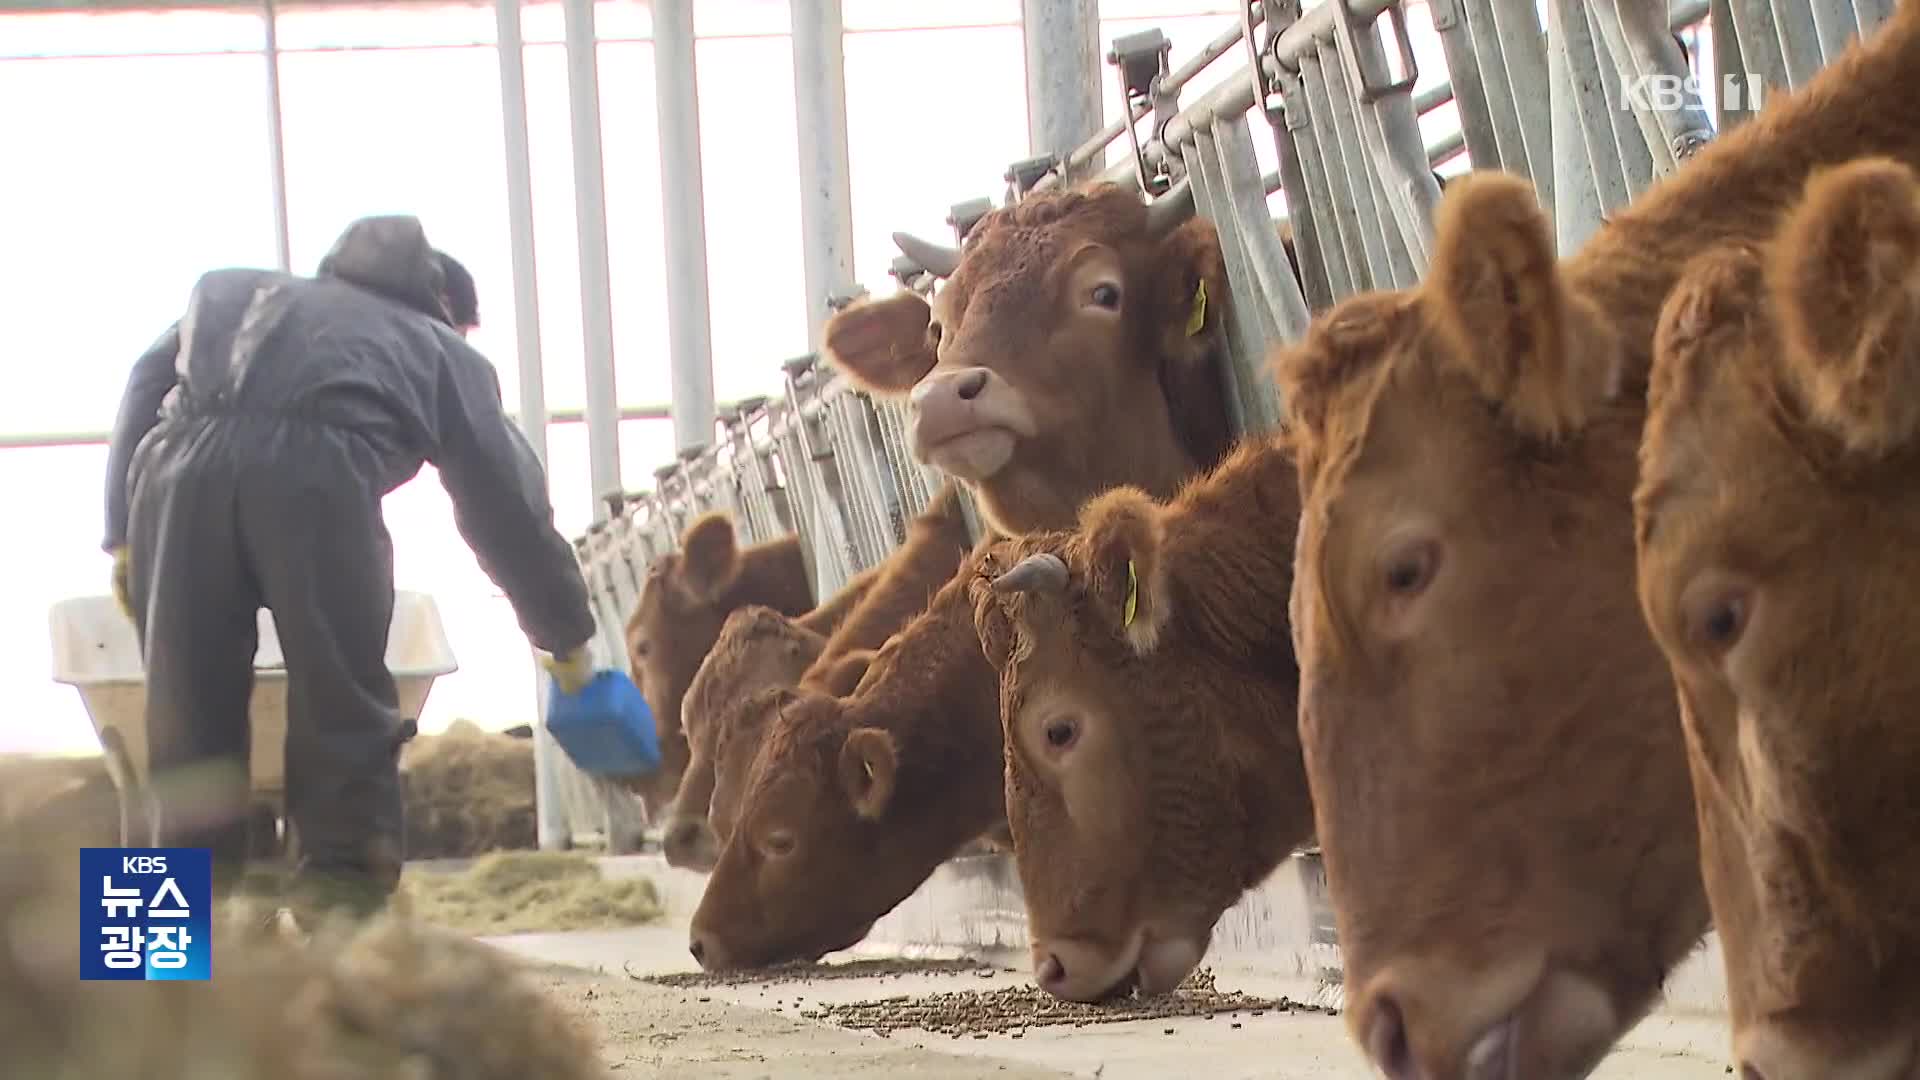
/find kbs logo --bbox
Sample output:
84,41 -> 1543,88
1619,73 -> 1769,114
79,848 -> 212,981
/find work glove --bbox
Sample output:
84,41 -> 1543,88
541,646 -> 596,696
109,545 -> 133,619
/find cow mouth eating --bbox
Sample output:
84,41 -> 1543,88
1359,959 -> 1625,1080
1030,924 -> 1205,1004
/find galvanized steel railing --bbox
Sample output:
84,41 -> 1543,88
554,0 -> 1892,849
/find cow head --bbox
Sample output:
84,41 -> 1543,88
1637,158 -> 1920,1078
626,514 -> 809,803
969,499 -> 1308,1004
823,183 -> 1234,534
1274,171 -> 1706,1078
662,606 -> 826,872
685,564 -> 1002,972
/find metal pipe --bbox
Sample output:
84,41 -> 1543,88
560,0 -> 623,516
1486,0 -> 1554,202
261,0 -> 292,272
1032,15 -> 1254,194
1022,0 -> 1103,184
1427,0 -> 1505,171
651,0 -> 719,456
790,0 -> 857,350
1549,0 -> 1609,253
495,0 -> 568,852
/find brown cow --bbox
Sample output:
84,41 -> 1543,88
685,540 -> 1030,971
658,484 -> 974,870
660,605 -> 829,869
1272,9 -> 1920,1078
971,435 -> 1311,1003
620,513 -> 819,812
682,182 -> 1241,969
1636,158 -> 1920,1078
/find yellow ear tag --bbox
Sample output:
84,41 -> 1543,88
1123,560 -> 1139,629
1185,279 -> 1208,338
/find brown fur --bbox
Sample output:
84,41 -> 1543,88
1636,157 -> 1920,1073
660,606 -> 830,871
685,541 -> 1036,971
620,514 -> 815,813
822,182 -> 1236,536
970,436 -> 1311,1002
803,481 -> 976,674
1271,7 -> 1920,1076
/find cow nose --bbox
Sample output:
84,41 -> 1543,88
954,368 -> 988,400
1740,1067 -> 1765,1080
1036,952 -> 1066,990
688,935 -> 705,964
1366,995 -> 1421,1080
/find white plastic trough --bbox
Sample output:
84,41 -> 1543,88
47,591 -> 458,807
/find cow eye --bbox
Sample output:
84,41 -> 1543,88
1089,282 -> 1121,310
764,829 -> 796,858
1383,539 -> 1438,597
1683,578 -> 1750,654
1042,717 -> 1079,752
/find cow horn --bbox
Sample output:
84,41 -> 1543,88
1144,179 -> 1196,238
891,231 -> 962,279
992,552 -> 1069,595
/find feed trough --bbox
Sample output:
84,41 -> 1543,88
47,591 -> 458,848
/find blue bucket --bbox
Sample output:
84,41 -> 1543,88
544,668 -> 661,776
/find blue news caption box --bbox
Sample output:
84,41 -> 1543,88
79,848 -> 212,981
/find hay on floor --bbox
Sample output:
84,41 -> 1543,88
401,720 -> 537,860
400,851 -> 663,936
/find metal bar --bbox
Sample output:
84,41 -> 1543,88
1340,10 -> 1442,267
1806,0 -> 1859,58
1313,38 -> 1394,289
1855,0 -> 1898,37
1605,0 -> 1714,166
1265,76 -> 1336,310
261,0 -> 291,272
1729,1 -> 1792,94
1582,2 -> 1658,194
1769,0 -> 1827,84
1426,0 -> 1504,171
1033,15 -> 1254,194
495,0 -> 568,852
1710,0 -> 1753,130
1022,0 -> 1103,185
560,0 -> 623,518
790,0 -> 857,350
1179,140 -> 1260,438
1298,53 -> 1373,292
1486,0 -> 1554,204
1549,0 -> 1610,253
1215,112 -> 1312,347
651,0 -> 718,456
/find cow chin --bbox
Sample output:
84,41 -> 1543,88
920,427 -> 1017,481
1360,960 -> 1623,1080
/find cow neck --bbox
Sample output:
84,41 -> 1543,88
841,567 -> 1005,835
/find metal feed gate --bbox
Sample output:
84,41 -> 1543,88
552,0 -> 1896,859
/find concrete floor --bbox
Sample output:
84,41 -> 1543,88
486,914 -> 1737,1079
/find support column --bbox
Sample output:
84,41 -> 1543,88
560,0 -> 623,510
1022,0 -> 1103,185
262,0 -> 292,271
790,0 -> 857,349
496,0 -> 570,852
652,0 -> 718,453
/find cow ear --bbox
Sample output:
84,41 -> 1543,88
1769,156 -> 1920,458
823,292 -> 937,395
1077,486 -> 1170,654
1426,170 -> 1622,444
1152,217 -> 1236,473
679,512 -> 741,601
817,648 -> 876,697
838,726 -> 898,820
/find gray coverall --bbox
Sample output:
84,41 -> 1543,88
101,216 -> 595,910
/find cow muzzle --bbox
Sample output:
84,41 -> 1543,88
1029,925 -> 1202,1004
1355,960 -> 1618,1080
1736,1024 -> 1919,1080
907,366 -> 1037,482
